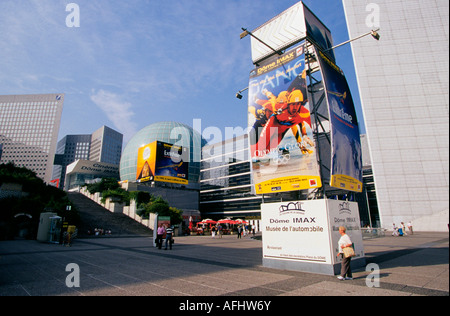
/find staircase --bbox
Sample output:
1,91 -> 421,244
67,192 -> 153,238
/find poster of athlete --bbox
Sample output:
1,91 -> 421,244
316,49 -> 363,192
248,43 -> 321,195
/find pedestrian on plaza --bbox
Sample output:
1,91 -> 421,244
211,225 -> 216,238
401,222 -> 407,236
237,225 -> 242,239
392,223 -> 399,236
165,225 -> 174,250
217,224 -> 223,238
407,221 -> 413,235
398,222 -> 404,236
156,224 -> 165,249
337,226 -> 353,281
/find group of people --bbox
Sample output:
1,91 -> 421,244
210,224 -> 223,238
156,224 -> 174,250
236,225 -> 255,239
87,228 -> 112,236
392,221 -> 413,236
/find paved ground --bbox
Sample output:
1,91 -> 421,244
0,231 -> 448,298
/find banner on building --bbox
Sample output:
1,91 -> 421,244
248,43 -> 321,195
136,141 -> 189,185
316,49 -> 363,192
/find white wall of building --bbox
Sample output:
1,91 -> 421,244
343,0 -> 449,231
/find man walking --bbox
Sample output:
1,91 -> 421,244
165,225 -> 174,250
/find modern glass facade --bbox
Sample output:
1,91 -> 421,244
0,93 -> 64,184
200,134 -> 262,217
89,126 -> 123,165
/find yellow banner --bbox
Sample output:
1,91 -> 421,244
255,175 -> 322,195
330,174 -> 363,193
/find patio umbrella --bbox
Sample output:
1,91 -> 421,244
235,219 -> 249,224
217,219 -> 237,224
200,219 -> 217,224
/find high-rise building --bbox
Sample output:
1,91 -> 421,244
52,134 -> 91,189
89,126 -> 123,165
52,126 -> 123,189
0,93 -> 64,184
343,0 -> 449,231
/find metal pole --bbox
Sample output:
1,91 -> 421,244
323,29 -> 380,53
306,43 -> 327,199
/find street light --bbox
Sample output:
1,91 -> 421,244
323,28 -> 380,53
236,86 -> 248,99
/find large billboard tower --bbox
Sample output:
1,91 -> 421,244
245,2 -> 363,198
242,1 -> 365,275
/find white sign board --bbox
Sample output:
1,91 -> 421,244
327,199 -> 365,261
251,2 -> 307,64
261,200 -> 332,264
261,199 -> 364,274
250,2 -> 335,65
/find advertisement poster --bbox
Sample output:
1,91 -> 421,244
136,141 -> 189,185
248,43 -> 321,195
316,49 -> 363,192
136,141 -> 157,183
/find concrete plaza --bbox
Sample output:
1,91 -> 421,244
0,231 -> 448,297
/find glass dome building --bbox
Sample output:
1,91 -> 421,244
120,121 -> 206,189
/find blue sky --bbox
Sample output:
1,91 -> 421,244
0,0 -> 366,145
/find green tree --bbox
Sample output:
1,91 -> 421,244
137,196 -> 182,225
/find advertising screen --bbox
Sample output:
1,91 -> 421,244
316,49 -> 363,192
136,141 -> 189,185
247,43 -> 321,195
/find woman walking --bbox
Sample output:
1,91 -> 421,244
337,226 -> 353,280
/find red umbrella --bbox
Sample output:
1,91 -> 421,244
217,219 -> 237,224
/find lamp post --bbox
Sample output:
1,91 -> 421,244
323,28 -> 380,53
236,86 -> 249,99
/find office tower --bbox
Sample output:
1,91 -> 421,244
52,126 -> 123,189
52,135 -> 91,189
89,126 -> 123,165
343,0 -> 449,231
0,93 -> 64,184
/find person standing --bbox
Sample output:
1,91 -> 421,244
407,221 -> 413,235
165,225 -> 174,250
156,224 -> 165,249
237,225 -> 242,239
217,224 -> 223,238
337,226 -> 353,281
